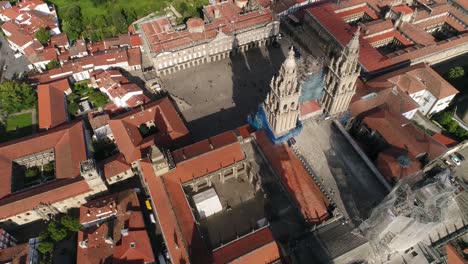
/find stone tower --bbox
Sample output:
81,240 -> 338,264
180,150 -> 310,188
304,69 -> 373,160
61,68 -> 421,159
321,27 -> 361,116
264,47 -> 301,137
149,145 -> 170,176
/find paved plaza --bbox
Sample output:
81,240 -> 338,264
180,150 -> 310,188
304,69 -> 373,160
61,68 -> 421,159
296,119 -> 388,226
160,38 -> 305,141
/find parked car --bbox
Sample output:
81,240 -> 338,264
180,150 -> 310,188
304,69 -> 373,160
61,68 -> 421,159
450,155 -> 461,166
454,152 -> 465,161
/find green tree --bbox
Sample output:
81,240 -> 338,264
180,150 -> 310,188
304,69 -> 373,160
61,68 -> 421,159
0,80 -> 36,113
446,120 -> 459,133
124,8 -> 137,25
111,8 -> 128,34
47,222 -> 67,242
67,100 -> 79,116
139,123 -> 149,135
25,167 -> 39,178
45,60 -> 60,70
454,126 -> 468,139
37,241 -> 54,254
88,90 -> 108,107
62,6 -> 83,40
35,28 -> 51,45
60,216 -> 82,232
448,66 -> 465,80
434,111 -> 452,125
43,162 -> 54,172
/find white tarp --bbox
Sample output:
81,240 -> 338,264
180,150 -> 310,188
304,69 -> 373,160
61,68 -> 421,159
193,188 -> 223,219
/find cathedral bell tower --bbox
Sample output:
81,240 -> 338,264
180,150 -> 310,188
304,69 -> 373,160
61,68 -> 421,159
321,27 -> 361,116
263,47 -> 301,137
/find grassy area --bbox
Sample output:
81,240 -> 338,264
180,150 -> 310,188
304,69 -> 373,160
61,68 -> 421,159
0,112 -> 33,143
49,0 -> 208,23
5,112 -> 32,132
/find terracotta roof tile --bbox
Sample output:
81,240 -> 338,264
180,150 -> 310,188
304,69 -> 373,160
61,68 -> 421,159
254,130 -> 331,224
101,153 -> 132,179
140,161 -> 191,264
141,0 -> 275,53
367,63 -> 459,99
306,2 -> 468,73
37,79 -> 68,130
0,121 -> 87,199
432,133 -> 458,148
446,243 -> 466,264
362,109 -> 448,161
350,86 -> 419,117
0,177 -> 90,219
212,227 -> 280,264
376,147 -> 422,182
109,98 -> 189,163
300,99 -> 321,116
77,190 -> 154,264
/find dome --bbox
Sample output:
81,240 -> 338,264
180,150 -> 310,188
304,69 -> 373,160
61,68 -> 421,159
283,47 -> 296,69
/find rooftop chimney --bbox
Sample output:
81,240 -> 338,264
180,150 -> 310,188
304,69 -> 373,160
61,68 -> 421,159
214,9 -> 221,19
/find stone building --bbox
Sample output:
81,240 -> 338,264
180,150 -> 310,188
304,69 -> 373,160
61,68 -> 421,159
322,27 -> 361,116
304,0 -> 468,75
264,47 -> 302,137
136,0 -> 279,76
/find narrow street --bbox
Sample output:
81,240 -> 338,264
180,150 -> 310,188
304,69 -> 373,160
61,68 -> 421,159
0,33 -> 30,81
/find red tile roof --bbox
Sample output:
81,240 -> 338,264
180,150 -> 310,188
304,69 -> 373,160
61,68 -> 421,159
127,47 -> 141,67
50,33 -> 68,47
0,243 -> 29,263
336,5 -> 379,20
109,98 -> 189,163
300,100 -> 321,117
0,121 -> 87,199
362,109 -> 448,161
0,177 -> 90,219
77,190 -> 155,264
140,161 -> 191,264
446,243 -> 466,264
391,4 -> 414,14
101,153 -> 132,179
254,130 -> 331,224
140,0 -> 275,53
79,193 -> 118,225
432,133 -> 458,148
37,79 -> 69,130
376,147 -> 422,182
306,2 -> 468,73
129,34 -> 142,47
350,86 -> 419,117
366,63 -> 459,99
212,227 -> 280,264
141,131 -> 251,264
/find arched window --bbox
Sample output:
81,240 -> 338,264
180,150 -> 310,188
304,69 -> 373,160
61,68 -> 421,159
291,102 -> 295,109
283,104 -> 287,111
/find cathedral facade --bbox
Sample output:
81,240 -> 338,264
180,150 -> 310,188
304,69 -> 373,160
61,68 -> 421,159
264,47 -> 302,137
321,27 -> 361,116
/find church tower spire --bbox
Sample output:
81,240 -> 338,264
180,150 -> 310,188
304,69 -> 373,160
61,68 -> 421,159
263,47 -> 301,137
321,27 -> 361,116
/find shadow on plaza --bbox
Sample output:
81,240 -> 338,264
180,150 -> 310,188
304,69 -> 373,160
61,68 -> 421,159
324,122 -> 387,227
185,42 -> 287,142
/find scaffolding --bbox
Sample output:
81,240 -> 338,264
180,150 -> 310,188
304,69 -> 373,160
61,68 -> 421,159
359,169 -> 462,259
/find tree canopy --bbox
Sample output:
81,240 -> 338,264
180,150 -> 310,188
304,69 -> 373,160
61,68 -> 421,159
46,60 -> 61,70
448,66 -> 465,80
35,28 -> 51,45
0,81 -> 36,113
61,6 -> 84,40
